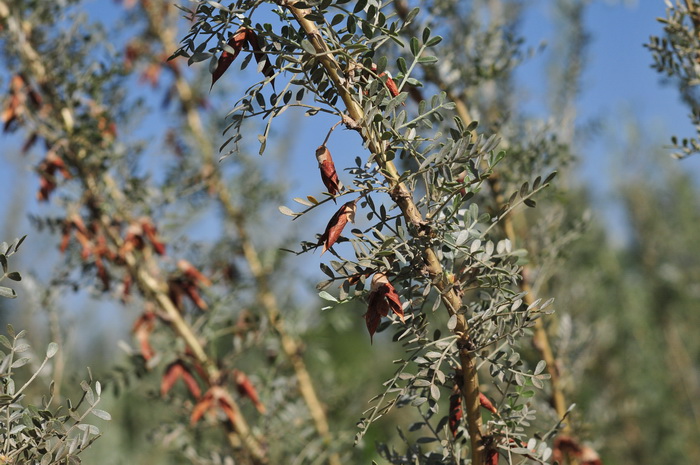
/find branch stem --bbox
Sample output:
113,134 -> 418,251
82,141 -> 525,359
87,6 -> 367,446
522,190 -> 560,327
280,2 -> 485,462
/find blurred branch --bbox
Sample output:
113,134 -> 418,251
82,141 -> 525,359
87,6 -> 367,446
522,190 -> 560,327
139,3 -> 342,464
0,4 -> 268,463
395,0 -> 569,427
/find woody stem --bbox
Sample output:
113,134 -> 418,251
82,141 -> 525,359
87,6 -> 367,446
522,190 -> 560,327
280,3 -> 485,463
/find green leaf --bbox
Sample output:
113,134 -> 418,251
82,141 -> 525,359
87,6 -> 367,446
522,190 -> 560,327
91,409 -> 111,421
544,171 -> 557,184
376,55 -> 387,75
353,0 -> 367,13
534,360 -> 546,375
422,26 -> 431,43
404,7 -> 420,24
300,39 -> 316,54
318,290 -> 338,302
46,342 -> 59,359
0,286 -> 17,299
410,37 -> 420,56
278,206 -> 298,217
397,57 -> 407,74
12,357 -> 30,368
425,35 -> 443,47
447,314 -> 457,330
330,14 -> 344,26
417,56 -> 437,64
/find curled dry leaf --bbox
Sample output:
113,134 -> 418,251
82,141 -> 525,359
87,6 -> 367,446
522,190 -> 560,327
141,217 -> 166,255
36,152 -> 72,202
178,259 -> 212,286
161,360 -> 202,399
190,394 -> 214,425
132,309 -> 156,360
191,386 -> 236,426
211,28 -> 247,89
315,145 -> 341,198
382,71 -> 400,99
486,448 -> 499,465
448,390 -> 463,438
364,272 -> 405,341
318,200 -> 356,255
368,64 -> 403,102
167,260 -> 211,311
553,436 -> 603,465
580,446 -> 603,465
210,28 -> 275,90
121,273 -> 132,302
479,392 -> 498,415
234,370 -> 266,413
244,29 -> 275,88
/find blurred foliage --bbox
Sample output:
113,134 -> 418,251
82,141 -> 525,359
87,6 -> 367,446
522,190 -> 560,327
0,1 -> 697,464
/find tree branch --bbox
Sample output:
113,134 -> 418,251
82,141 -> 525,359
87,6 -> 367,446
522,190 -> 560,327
279,2 -> 485,462
140,4 -> 342,464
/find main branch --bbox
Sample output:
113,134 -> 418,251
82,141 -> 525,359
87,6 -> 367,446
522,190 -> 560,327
279,3 -> 485,462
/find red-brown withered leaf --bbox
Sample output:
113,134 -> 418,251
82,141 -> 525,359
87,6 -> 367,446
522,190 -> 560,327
161,360 -> 202,399
177,259 -> 212,286
141,217 -> 166,255
161,361 -> 185,397
487,448 -> 499,465
211,28 -> 247,89
319,200 -> 356,255
479,392 -> 498,414
382,71 -> 400,98
190,393 -> 214,425
132,309 -> 156,360
244,29 -> 275,89
448,391 -> 463,438
364,272 -> 404,341
315,145 -> 341,198
234,370 -> 266,414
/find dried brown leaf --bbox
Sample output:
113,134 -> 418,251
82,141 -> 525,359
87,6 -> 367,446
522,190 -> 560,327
315,145 -> 341,197
319,200 -> 356,254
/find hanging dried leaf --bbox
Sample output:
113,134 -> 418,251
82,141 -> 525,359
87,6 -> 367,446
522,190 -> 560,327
244,29 -> 275,89
486,448 -> 499,465
315,145 -> 341,198
368,64 -> 403,102
36,152 -> 72,201
364,272 -> 405,341
182,281 -> 208,310
479,392 -> 498,414
191,387 -> 237,425
132,309 -> 156,360
141,217 -> 166,255
234,370 -> 266,413
448,390 -> 462,437
318,200 -> 356,254
161,361 -> 184,396
161,360 -> 202,399
211,28 -> 247,89
382,71 -> 400,98
177,259 -> 212,286
190,393 -> 215,425
552,436 -> 603,465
